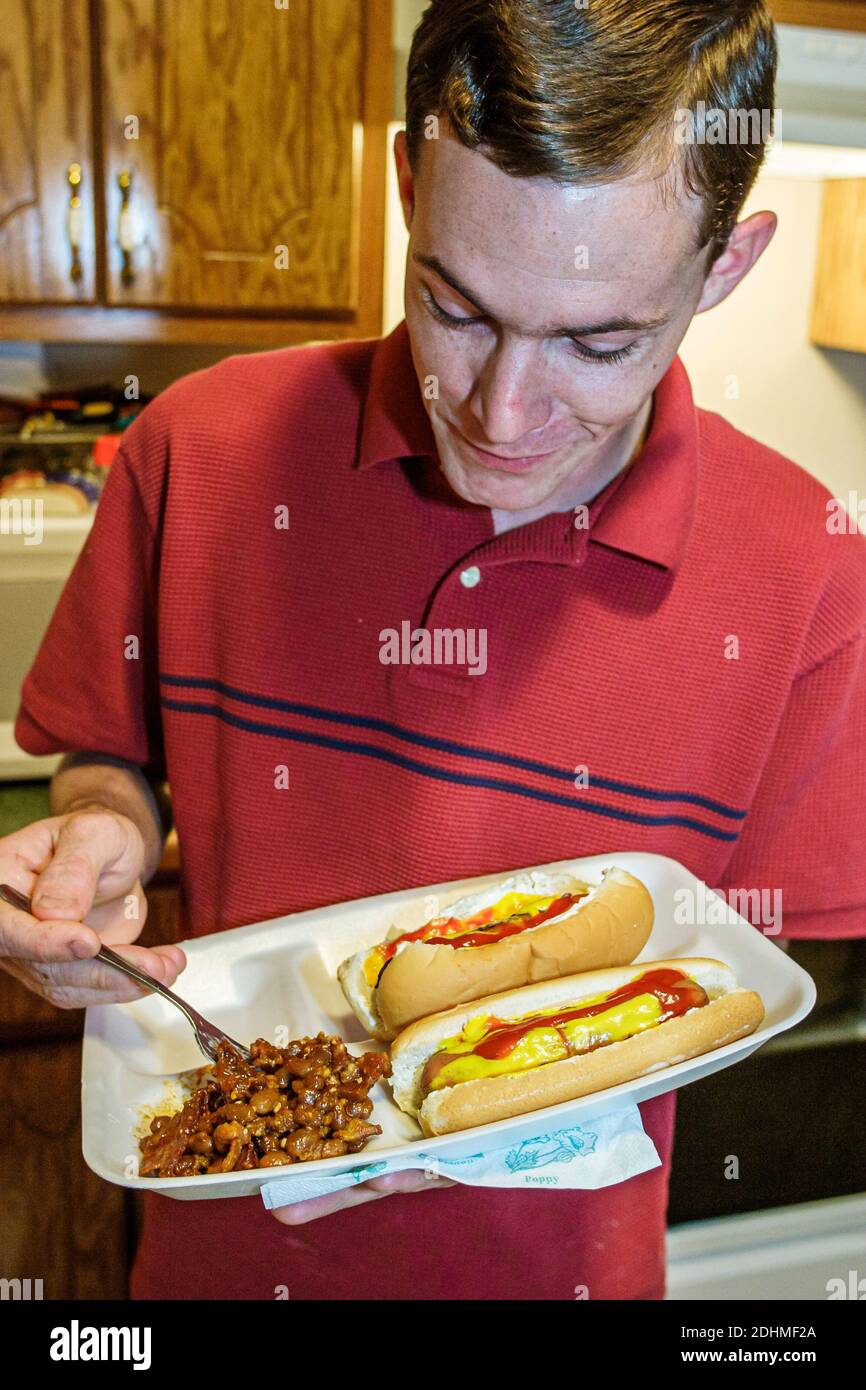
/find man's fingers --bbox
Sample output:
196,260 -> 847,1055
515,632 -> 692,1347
271,1173 -> 456,1226
271,1185 -> 391,1225
365,1171 -> 456,1195
0,901 -> 100,963
84,882 -> 148,944
30,809 -> 138,920
78,941 -> 187,997
31,834 -> 102,920
5,943 -> 187,1008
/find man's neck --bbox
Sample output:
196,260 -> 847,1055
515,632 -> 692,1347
490,394 -> 654,537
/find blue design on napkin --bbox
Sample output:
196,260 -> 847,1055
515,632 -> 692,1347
427,1152 -> 485,1167
503,1125 -> 598,1172
348,1160 -> 389,1183
257,1104 -> 659,1209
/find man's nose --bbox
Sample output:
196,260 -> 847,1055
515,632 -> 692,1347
470,340 -> 549,444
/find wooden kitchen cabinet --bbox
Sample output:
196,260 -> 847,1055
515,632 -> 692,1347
810,179 -> 866,352
0,0 -> 391,343
100,0 -> 365,314
0,0 -> 98,304
770,1 -> 866,30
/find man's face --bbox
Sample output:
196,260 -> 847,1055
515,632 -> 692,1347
395,127 -> 738,512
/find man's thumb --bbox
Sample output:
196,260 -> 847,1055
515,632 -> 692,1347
30,820 -> 105,921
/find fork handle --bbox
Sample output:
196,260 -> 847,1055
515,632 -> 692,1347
96,943 -> 191,1012
1,882 -> 248,1061
96,942 -> 165,994
95,944 -> 211,1047
0,883 -> 201,1032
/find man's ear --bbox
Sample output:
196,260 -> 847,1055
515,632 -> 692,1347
393,129 -> 415,231
694,211 -> 777,314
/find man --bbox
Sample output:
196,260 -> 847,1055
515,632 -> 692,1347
3,0 -> 865,1300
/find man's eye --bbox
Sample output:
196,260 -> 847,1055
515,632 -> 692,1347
421,283 -> 636,364
568,340 -> 637,366
420,285 -> 480,328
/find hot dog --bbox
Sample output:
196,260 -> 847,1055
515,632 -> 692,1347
389,958 -> 764,1136
338,866 -> 654,1041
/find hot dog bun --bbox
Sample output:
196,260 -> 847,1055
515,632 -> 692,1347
338,866 -> 654,1041
390,958 -> 764,1136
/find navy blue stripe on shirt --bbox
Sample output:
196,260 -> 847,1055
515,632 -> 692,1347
160,674 -> 746,820
160,691 -> 742,843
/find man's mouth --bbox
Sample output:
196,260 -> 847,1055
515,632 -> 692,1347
452,426 -> 561,475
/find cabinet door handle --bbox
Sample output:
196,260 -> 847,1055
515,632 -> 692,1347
117,169 -> 135,285
66,162 -> 83,283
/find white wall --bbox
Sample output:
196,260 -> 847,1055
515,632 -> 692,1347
680,169 -> 866,499
392,0 -> 426,118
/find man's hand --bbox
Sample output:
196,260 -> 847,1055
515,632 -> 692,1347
270,1169 -> 457,1225
0,808 -> 185,1008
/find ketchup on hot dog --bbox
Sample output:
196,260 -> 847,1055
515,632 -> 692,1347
422,968 -> 708,1092
366,891 -> 589,987
476,968 -> 705,1058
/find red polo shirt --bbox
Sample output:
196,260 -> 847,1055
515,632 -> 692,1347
16,322 -> 866,1301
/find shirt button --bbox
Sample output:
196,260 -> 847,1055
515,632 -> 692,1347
459,565 -> 481,589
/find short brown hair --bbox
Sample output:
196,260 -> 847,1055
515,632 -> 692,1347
405,0 -> 777,267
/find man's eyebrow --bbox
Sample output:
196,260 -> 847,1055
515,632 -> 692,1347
412,251 -> 671,337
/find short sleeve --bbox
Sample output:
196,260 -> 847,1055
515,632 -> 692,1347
14,449 -> 166,780
717,630 -> 866,939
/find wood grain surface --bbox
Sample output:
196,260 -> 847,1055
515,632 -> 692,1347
811,179 -> 866,352
0,0 -> 390,337
0,0 -> 97,303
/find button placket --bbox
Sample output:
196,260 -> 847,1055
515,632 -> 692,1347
397,561 -> 487,692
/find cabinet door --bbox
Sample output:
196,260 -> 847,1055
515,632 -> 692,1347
99,0 -> 364,313
0,0 -> 96,303
770,2 -> 866,30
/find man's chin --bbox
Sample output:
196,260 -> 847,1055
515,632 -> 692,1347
440,458 -> 564,512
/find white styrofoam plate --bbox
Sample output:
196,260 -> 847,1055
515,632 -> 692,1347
81,852 -> 816,1200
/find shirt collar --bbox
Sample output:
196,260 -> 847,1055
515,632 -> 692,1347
357,319 -> 698,573
357,319 -> 438,468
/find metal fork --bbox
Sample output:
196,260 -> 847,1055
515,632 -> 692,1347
0,882 -> 252,1063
